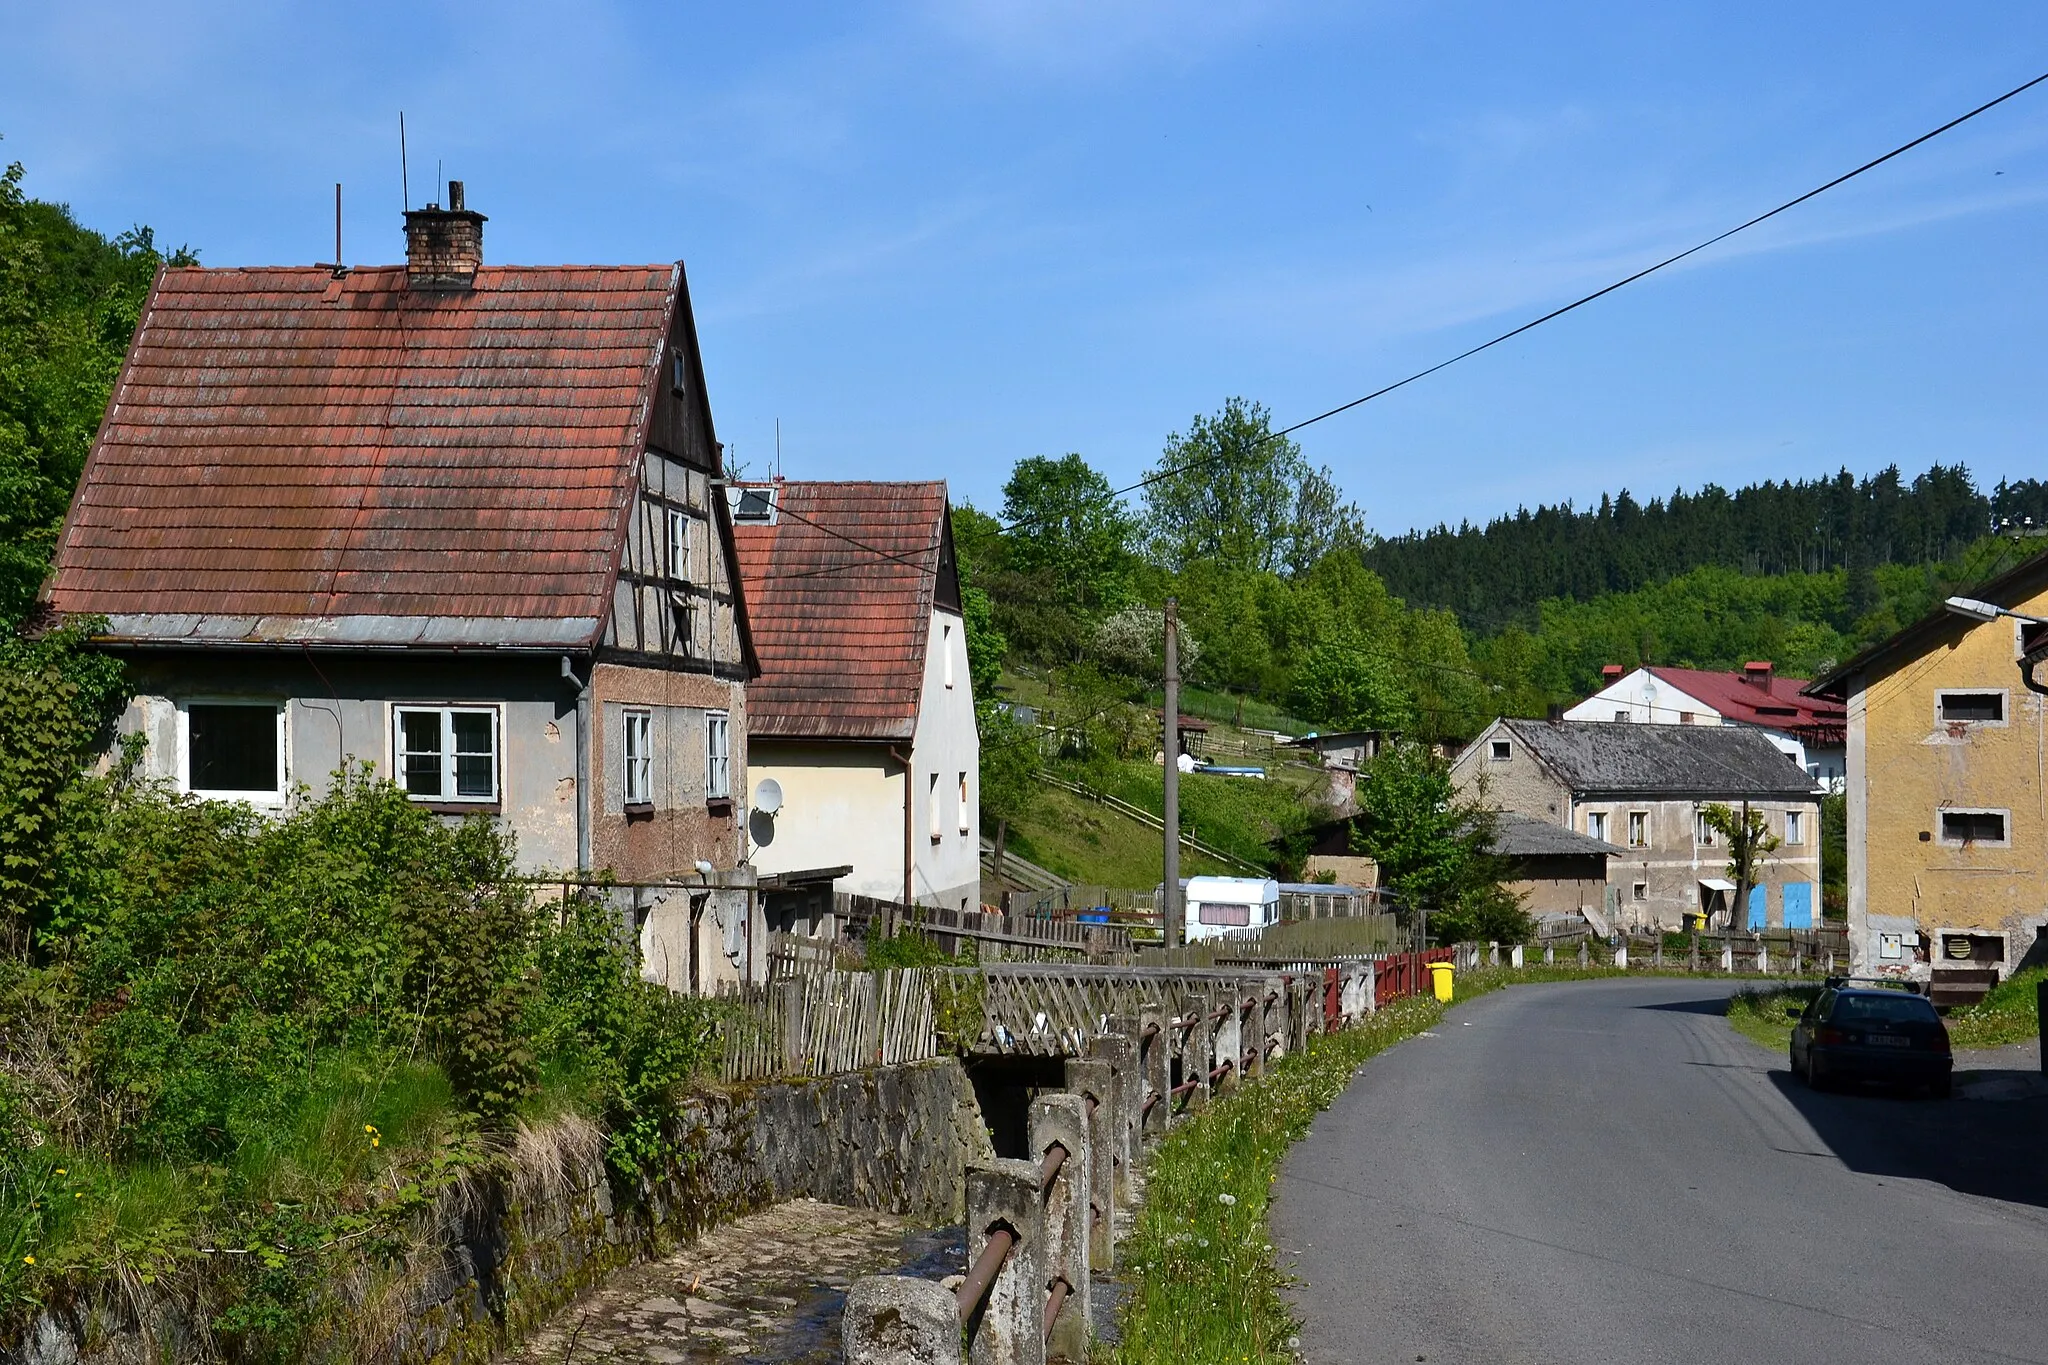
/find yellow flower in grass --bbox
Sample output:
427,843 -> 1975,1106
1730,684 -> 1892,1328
22,1256 -> 32,1265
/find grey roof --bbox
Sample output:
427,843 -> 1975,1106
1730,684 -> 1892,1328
1492,718 -> 1818,799
1485,811 -> 1622,859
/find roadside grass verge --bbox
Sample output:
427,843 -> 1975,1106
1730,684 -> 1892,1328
1109,965 -> 1620,1365
1724,968 -> 2045,1054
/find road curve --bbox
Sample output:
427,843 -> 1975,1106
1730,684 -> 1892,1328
1273,977 -> 2048,1365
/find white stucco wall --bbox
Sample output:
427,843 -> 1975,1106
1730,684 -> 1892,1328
1562,666 -> 1837,789
745,606 -> 981,910
909,607 -> 980,910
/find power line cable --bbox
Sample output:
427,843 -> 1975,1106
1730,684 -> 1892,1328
986,67 -> 2048,538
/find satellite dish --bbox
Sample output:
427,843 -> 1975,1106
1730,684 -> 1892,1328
754,778 -> 783,815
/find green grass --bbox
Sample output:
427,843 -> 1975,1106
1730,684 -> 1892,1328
1077,760 -> 1315,873
1005,784 -> 1236,888
1724,968 -> 2047,1054
1109,965 -> 1622,1365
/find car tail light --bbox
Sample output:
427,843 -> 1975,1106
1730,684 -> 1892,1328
1931,1029 -> 1951,1054
1814,1027 -> 1847,1046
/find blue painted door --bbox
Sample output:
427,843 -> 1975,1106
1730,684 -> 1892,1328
1782,881 -> 1813,930
1746,884 -> 1769,930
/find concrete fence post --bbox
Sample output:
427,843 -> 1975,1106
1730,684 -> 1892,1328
1137,1004 -> 1169,1144
1577,941 -> 1588,968
1488,940 -> 1499,966
1028,1094 -> 1091,1365
1544,943 -> 1555,965
1086,1026 -> 1137,1206
1510,943 -> 1524,969
1062,1058 -> 1115,1271
1360,961 -> 1378,1017
964,1160 -> 1046,1365
1615,943 -> 1628,970
1213,993 -> 1242,1095
1720,941 -> 1734,972
843,1277 -> 963,1365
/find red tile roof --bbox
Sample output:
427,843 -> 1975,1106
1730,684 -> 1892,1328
1646,666 -> 1845,741
46,263 -> 679,647
732,482 -> 950,741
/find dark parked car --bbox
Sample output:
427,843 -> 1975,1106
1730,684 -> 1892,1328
1790,985 -> 1952,1097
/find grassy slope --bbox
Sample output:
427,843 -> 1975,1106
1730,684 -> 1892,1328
1004,785 -> 1236,887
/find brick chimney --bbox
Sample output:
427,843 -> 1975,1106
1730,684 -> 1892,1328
404,181 -> 485,289
1742,660 -> 1774,689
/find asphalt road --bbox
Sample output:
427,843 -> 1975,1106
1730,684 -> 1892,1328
1273,977 -> 2048,1365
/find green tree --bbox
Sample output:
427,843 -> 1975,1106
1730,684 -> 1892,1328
0,144 -> 194,623
1289,636 -> 1412,732
977,702 -> 1042,883
1141,397 -> 1361,575
999,453 -> 1137,619
1700,801 -> 1782,932
1351,741 -> 1528,945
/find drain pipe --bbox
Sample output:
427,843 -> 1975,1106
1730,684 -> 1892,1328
562,655 -> 592,874
888,744 -> 913,907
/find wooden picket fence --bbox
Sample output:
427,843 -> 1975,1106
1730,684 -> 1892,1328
719,968 -> 940,1082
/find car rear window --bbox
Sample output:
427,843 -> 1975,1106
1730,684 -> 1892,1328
1831,993 -> 1939,1024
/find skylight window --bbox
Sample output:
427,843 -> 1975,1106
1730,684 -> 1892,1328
730,485 -> 778,523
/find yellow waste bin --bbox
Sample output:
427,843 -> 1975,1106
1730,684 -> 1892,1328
1682,911 -> 1707,934
1428,960 -> 1454,1003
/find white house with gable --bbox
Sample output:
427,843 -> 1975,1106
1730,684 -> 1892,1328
730,481 -> 980,925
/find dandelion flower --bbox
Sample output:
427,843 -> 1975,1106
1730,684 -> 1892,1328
22,1256 -> 32,1265
1218,1193 -> 1237,1206
53,1168 -> 65,1176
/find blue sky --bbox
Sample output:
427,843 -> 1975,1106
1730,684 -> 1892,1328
4,2 -> 2046,535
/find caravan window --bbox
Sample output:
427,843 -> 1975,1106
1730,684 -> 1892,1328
1197,902 -> 1250,927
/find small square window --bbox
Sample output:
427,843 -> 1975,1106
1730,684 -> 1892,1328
705,710 -> 731,800
1678,711 -> 1694,725
394,706 -> 498,803
624,709 -> 652,806
1939,809 -> 2007,846
731,486 -> 777,523
1632,882 -> 1648,902
1613,709 -> 1630,723
186,702 -> 282,797
1937,691 -> 2005,724
1489,739 -> 1511,761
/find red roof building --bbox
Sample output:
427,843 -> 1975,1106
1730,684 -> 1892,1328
1563,662 -> 1844,790
43,188 -> 764,932
729,481 -> 981,912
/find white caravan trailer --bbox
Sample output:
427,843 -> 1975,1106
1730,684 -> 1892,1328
1183,876 -> 1282,942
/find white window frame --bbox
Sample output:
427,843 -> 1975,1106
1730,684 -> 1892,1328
665,506 -> 691,583
943,621 -> 955,689
624,708 -> 653,807
958,771 -> 970,834
177,698 -> 287,805
1627,811 -> 1647,847
1696,810 -> 1717,846
1937,806 -> 2010,848
705,710 -> 731,801
1935,689 -> 2008,727
392,705 -> 500,804
1586,810 -> 1608,842
1632,881 -> 1648,902
1784,810 -> 1804,845
1489,739 -> 1511,761
929,772 -> 942,842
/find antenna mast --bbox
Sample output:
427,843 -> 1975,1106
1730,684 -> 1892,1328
399,112 -> 410,211
333,183 -> 342,269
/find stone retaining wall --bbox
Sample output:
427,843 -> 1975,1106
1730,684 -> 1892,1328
5,1058 -> 992,1365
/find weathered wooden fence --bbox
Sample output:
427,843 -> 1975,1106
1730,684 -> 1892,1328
719,968 -> 940,1081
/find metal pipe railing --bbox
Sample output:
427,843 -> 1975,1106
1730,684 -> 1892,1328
1043,1276 -> 1073,1339
1039,1141 -> 1068,1193
956,1227 -> 1016,1324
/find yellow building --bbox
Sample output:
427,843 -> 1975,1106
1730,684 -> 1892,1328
1806,552 -> 2048,1001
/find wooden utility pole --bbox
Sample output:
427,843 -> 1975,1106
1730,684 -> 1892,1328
1163,598 -> 1182,948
